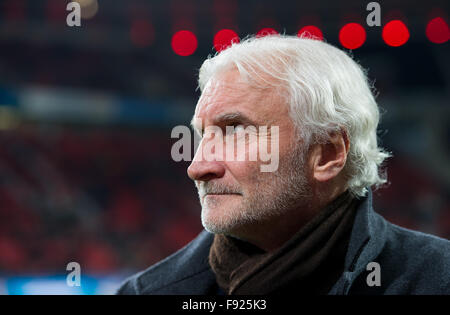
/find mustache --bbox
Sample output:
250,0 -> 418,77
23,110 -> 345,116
196,181 -> 243,197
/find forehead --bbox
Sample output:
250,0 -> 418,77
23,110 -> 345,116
194,70 -> 286,126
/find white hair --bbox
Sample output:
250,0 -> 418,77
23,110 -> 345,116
198,35 -> 392,198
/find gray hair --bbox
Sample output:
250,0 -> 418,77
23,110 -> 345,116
198,35 -> 391,198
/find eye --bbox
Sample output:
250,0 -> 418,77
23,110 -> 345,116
226,124 -> 245,135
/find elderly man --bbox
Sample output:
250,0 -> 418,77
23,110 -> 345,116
117,35 -> 450,295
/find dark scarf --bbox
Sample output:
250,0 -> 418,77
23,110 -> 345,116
208,190 -> 360,295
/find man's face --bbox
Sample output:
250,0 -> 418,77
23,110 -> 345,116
187,69 -> 312,235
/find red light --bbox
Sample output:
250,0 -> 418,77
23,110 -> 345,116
171,30 -> 198,56
213,29 -> 240,52
339,23 -> 366,49
297,25 -> 323,40
382,20 -> 410,47
130,19 -> 154,47
426,17 -> 449,44
256,28 -> 278,37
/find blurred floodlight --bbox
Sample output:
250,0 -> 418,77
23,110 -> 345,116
297,25 -> 324,40
213,29 -> 239,52
339,23 -> 366,49
426,17 -> 449,44
171,30 -> 198,56
75,0 -> 99,20
0,107 -> 19,130
382,20 -> 410,47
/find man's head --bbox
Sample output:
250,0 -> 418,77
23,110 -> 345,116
188,69 -> 312,236
187,35 -> 390,245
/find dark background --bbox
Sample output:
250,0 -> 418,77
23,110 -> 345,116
0,0 -> 448,294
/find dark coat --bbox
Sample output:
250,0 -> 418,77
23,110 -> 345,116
117,189 -> 450,295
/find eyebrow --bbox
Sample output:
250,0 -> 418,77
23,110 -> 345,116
190,111 -> 257,135
212,112 -> 256,127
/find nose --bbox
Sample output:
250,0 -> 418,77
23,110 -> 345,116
187,159 -> 226,182
187,133 -> 226,181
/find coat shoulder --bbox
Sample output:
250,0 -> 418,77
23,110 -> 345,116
387,222 -> 450,267
116,230 -> 215,295
373,219 -> 450,294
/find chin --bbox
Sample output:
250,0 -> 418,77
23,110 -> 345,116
201,205 -> 244,235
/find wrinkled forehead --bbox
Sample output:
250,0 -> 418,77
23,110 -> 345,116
193,70 -> 286,125
192,77 -> 254,133
195,71 -> 247,113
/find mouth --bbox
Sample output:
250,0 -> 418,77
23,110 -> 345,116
204,193 -> 242,197
206,193 -> 241,195
202,193 -> 242,200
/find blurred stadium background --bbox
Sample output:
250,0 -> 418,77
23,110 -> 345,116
0,0 -> 449,294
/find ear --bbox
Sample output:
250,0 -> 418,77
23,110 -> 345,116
310,129 -> 350,182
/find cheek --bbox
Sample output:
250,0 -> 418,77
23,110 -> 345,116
225,161 -> 260,186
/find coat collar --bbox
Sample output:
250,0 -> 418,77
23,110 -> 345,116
328,188 -> 388,294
